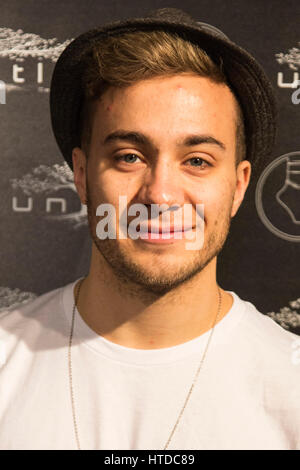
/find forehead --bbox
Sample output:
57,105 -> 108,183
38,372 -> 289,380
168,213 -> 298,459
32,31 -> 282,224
92,74 -> 238,142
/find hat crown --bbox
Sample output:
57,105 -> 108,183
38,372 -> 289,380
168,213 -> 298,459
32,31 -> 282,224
146,7 -> 195,24
145,8 -> 229,41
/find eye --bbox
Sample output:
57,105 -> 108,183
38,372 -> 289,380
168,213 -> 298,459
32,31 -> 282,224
114,153 -> 211,170
115,153 -> 142,164
186,157 -> 211,170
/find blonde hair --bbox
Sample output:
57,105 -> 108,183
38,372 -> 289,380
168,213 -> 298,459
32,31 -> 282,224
80,29 -> 245,165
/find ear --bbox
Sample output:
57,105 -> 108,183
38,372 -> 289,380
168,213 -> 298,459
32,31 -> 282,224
72,147 -> 88,205
231,160 -> 252,218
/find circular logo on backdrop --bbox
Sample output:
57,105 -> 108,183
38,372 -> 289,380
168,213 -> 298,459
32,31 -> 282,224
255,152 -> 300,242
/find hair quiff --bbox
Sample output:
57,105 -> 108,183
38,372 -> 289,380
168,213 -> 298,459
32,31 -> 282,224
79,29 -> 246,166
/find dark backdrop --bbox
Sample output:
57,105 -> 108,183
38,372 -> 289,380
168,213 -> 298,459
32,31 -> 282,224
0,0 -> 299,334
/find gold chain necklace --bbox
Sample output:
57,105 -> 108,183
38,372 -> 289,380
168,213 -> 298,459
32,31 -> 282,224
68,277 -> 222,450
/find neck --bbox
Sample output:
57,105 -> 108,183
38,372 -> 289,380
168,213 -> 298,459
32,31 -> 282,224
74,248 -> 233,350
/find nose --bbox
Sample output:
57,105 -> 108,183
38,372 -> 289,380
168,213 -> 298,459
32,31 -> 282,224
138,158 -> 185,210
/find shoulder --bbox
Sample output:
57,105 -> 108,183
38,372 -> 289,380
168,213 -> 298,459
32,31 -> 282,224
231,291 -> 300,383
0,284 -> 64,328
238,294 -> 299,356
0,279 -> 78,354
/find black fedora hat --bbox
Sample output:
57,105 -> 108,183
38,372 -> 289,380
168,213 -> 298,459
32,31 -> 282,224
50,7 -> 277,177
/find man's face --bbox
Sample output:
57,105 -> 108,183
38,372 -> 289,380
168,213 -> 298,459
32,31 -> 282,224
73,73 -> 251,294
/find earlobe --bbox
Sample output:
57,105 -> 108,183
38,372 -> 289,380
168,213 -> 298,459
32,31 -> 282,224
72,147 -> 88,205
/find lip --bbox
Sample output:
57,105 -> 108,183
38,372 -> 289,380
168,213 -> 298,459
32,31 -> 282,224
138,226 -> 196,244
138,224 -> 194,234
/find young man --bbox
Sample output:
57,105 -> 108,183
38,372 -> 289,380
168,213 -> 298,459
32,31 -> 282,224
0,8 -> 299,450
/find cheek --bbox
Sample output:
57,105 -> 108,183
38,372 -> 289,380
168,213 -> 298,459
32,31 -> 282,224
192,177 -> 234,219
90,170 -> 138,218
214,179 -> 236,217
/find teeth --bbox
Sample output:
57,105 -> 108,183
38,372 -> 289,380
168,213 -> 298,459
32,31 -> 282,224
139,226 -> 193,233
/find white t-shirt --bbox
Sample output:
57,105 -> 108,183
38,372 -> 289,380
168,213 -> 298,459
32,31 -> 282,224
0,278 -> 299,450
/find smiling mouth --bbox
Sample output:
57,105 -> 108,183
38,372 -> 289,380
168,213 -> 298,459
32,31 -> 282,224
138,225 -> 195,234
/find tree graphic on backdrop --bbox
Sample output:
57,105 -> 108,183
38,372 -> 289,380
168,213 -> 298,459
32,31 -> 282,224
276,43 -> 300,70
0,27 -> 72,61
0,287 -> 37,313
10,162 -> 87,228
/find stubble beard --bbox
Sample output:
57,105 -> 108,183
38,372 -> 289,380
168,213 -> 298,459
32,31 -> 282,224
86,183 -> 233,296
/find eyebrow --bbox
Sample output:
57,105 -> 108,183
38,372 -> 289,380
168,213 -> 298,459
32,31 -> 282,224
103,130 -> 226,152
